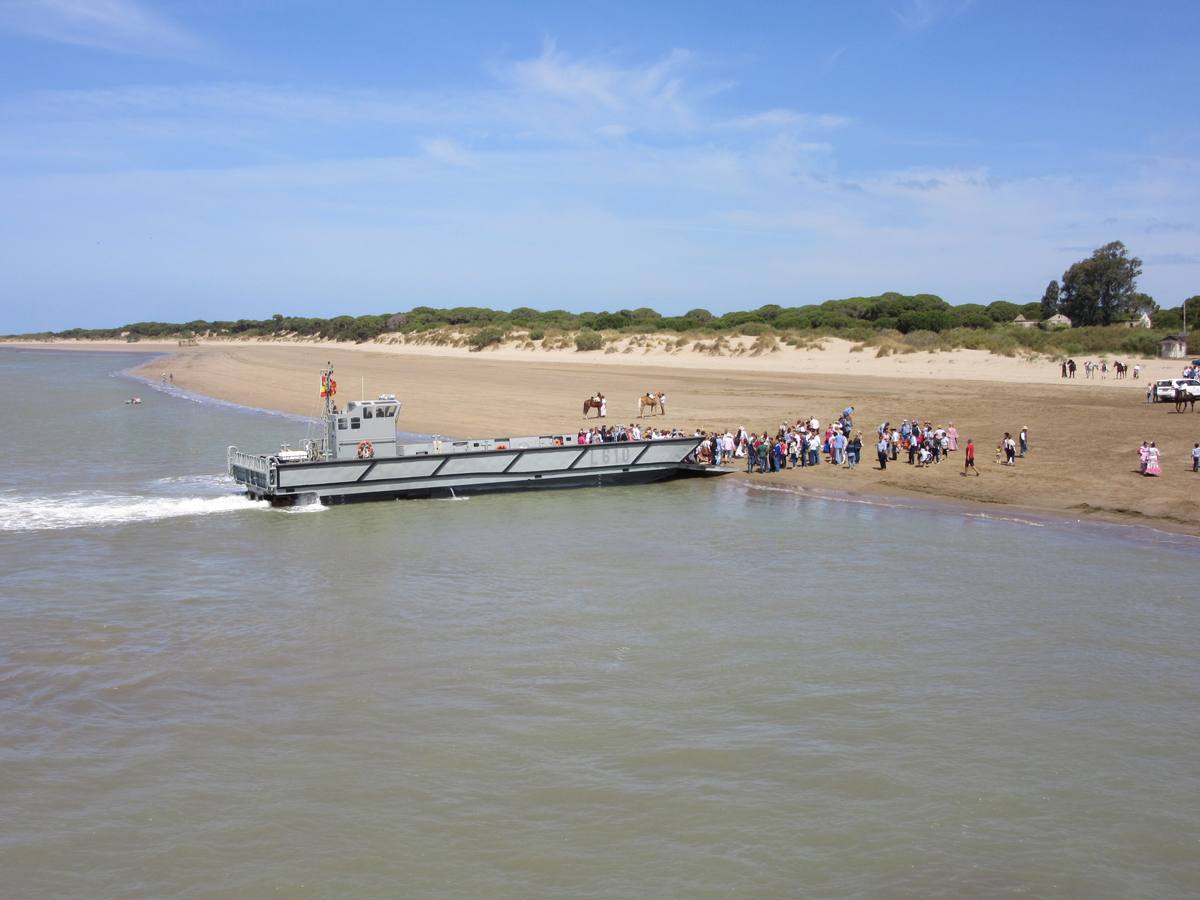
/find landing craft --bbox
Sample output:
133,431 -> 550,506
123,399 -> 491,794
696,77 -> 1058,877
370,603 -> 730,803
227,366 -> 726,506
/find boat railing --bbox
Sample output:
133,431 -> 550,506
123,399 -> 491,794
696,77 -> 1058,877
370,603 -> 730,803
227,446 -> 272,490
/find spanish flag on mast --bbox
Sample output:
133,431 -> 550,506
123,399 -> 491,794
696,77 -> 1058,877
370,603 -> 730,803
320,373 -> 337,398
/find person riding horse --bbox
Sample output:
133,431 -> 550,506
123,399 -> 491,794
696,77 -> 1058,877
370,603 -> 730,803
582,393 -> 606,418
638,391 -> 665,417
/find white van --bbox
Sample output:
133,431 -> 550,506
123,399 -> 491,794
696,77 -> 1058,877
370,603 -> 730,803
1154,378 -> 1200,401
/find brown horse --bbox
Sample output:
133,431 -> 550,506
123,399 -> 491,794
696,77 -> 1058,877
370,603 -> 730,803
1114,361 -> 1127,379
1174,390 -> 1197,413
638,392 -> 665,417
582,393 -> 606,418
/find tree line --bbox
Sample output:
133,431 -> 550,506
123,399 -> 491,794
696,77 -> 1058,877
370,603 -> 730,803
10,241 -> 1196,344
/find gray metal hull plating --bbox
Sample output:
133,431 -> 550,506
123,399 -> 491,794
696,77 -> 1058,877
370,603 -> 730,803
232,438 -> 718,506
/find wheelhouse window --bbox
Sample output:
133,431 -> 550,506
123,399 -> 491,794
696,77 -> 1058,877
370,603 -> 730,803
337,418 -> 348,430
351,418 -> 361,429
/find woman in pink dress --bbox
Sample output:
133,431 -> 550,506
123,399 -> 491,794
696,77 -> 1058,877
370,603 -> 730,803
1144,442 -> 1162,476
946,423 -> 959,453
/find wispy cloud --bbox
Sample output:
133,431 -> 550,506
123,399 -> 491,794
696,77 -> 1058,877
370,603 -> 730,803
718,109 -> 851,131
1146,253 -> 1200,266
0,0 -> 200,57
421,137 -> 474,167
504,40 -> 692,113
891,0 -> 976,32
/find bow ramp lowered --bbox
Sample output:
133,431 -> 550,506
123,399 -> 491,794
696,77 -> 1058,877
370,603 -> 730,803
227,366 -> 727,506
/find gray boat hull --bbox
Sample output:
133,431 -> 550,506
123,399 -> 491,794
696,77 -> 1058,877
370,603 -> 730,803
230,437 -> 724,506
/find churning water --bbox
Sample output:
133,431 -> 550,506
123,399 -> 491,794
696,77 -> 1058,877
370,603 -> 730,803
1,349 -> 1197,898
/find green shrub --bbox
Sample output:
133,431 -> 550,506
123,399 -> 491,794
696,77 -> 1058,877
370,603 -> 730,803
527,328 -> 544,342
902,329 -> 940,350
575,330 -> 604,351
468,326 -> 506,351
739,322 -> 773,336
1119,332 -> 1159,356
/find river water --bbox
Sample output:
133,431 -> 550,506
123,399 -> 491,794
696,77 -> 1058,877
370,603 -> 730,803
2,349 -> 1198,898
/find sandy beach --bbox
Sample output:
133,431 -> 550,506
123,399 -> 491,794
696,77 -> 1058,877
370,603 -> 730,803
10,337 -> 1200,536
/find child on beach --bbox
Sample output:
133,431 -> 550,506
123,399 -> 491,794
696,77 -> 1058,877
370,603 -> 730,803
1193,443 -> 1200,472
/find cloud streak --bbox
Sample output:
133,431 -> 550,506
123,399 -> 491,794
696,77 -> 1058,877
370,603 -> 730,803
0,0 -> 201,57
891,0 -> 976,32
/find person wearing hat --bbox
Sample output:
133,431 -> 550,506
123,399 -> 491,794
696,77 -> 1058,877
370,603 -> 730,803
1019,426 -> 1029,457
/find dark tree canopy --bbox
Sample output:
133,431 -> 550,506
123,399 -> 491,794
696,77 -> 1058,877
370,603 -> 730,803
1058,242 -> 1143,327
1039,280 -> 1059,320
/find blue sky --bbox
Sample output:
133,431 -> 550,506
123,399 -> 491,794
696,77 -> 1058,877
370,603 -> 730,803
1,0 -> 1198,332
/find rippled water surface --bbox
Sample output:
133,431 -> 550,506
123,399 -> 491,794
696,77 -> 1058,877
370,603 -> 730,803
2,349 -> 1198,898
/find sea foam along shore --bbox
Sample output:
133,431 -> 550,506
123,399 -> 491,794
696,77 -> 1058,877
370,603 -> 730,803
5,339 -> 1198,537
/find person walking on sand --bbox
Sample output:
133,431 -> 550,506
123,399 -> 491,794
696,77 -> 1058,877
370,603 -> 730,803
1192,442 -> 1200,472
1019,426 -> 1029,457
876,435 -> 889,470
1144,442 -> 1162,477
963,438 -> 979,476
1003,433 -> 1017,465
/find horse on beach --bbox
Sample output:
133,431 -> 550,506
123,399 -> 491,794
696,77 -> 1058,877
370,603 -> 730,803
638,392 -> 666,417
1174,389 -> 1197,413
582,394 -> 606,418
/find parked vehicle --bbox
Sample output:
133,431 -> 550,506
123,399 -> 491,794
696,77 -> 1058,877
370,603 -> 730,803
1153,378 -> 1200,401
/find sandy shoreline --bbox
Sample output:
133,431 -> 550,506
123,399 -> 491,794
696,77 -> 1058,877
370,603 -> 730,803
5,334 -> 1192,385
8,339 -> 1199,537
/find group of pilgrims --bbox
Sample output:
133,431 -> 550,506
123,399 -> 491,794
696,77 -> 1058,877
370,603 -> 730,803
693,406 -> 989,474
575,423 -> 685,443
577,389 -> 1195,478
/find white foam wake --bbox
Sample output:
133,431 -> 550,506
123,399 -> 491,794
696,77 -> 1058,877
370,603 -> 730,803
0,492 -> 268,532
150,473 -> 233,488
280,493 -> 327,513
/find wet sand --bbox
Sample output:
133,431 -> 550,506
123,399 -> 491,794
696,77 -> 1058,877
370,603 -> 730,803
101,341 -> 1200,538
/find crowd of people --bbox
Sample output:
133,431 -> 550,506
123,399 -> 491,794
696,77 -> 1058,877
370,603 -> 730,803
687,406 -> 1015,478
575,423 -> 684,443
577,395 -> 1197,479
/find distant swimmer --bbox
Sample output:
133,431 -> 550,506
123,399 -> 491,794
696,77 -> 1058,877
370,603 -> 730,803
125,397 -> 142,405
